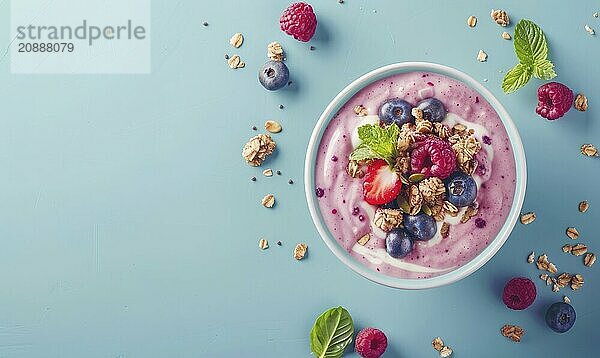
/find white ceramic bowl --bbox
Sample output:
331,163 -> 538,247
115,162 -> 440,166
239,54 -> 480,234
304,62 -> 527,289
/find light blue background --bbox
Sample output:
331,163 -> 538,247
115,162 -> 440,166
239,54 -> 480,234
1,0 -> 598,357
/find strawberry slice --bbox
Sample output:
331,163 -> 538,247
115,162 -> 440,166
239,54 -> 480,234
363,159 -> 403,205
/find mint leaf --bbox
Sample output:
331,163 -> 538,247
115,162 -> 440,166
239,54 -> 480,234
350,123 -> 399,165
502,19 -> 556,94
349,143 -> 378,162
310,307 -> 354,358
514,19 -> 548,65
502,63 -> 533,94
532,59 -> 557,80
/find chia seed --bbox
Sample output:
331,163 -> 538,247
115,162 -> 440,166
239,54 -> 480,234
309,46 -> 315,51
288,179 -> 294,184
251,176 -> 256,182
358,215 -> 365,222
482,135 -> 492,145
331,209 -> 337,214
276,241 -> 282,246
475,218 -> 487,228
224,54 -> 229,59
279,104 -> 284,109
276,170 -> 281,175
315,187 -> 325,197
352,207 -> 359,216
252,126 -> 257,131
202,21 -> 209,26
331,155 -> 338,162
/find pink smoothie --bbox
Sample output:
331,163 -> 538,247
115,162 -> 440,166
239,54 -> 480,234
315,72 -> 516,279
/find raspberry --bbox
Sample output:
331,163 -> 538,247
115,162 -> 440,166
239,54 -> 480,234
410,136 -> 456,179
355,328 -> 387,358
503,277 -> 536,310
280,2 -> 317,42
535,82 -> 574,120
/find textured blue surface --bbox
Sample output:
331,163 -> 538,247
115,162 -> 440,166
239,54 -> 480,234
0,0 -> 599,357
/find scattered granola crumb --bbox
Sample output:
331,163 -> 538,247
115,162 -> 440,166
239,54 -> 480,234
294,243 -> 308,260
563,295 -> 571,304
527,252 -> 535,264
491,9 -> 510,26
267,41 -> 284,61
536,254 -> 558,274
265,120 -> 282,133
574,93 -> 588,111
501,324 -> 524,343
261,194 -> 275,208
258,238 -> 269,250
571,274 -> 584,290
353,105 -> 368,117
585,24 -> 596,35
227,55 -> 245,69
520,212 -> 536,225
263,168 -> 273,177
581,144 -> 599,157
571,243 -> 588,257
432,337 -> 444,351
584,252 -> 596,267
439,346 -> 453,358
477,49 -> 488,62
566,227 -> 580,240
441,222 -> 450,238
579,200 -> 589,213
562,244 -> 573,253
467,15 -> 477,27
357,233 -> 371,246
229,32 -> 244,48
501,31 -> 512,40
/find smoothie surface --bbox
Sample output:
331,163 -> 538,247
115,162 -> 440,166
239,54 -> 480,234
314,71 -> 517,279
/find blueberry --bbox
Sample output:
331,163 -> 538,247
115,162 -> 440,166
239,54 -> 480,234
258,61 -> 289,91
545,302 -> 576,333
378,98 -> 414,126
446,172 -> 477,207
381,197 -> 400,209
385,229 -> 414,259
416,98 -> 447,122
403,213 -> 437,241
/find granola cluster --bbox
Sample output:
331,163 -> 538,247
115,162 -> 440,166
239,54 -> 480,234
382,120 -> 482,222
242,134 -> 276,166
373,208 -> 403,232
448,124 -> 482,175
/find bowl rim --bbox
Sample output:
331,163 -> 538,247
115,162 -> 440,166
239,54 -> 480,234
304,62 -> 527,289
